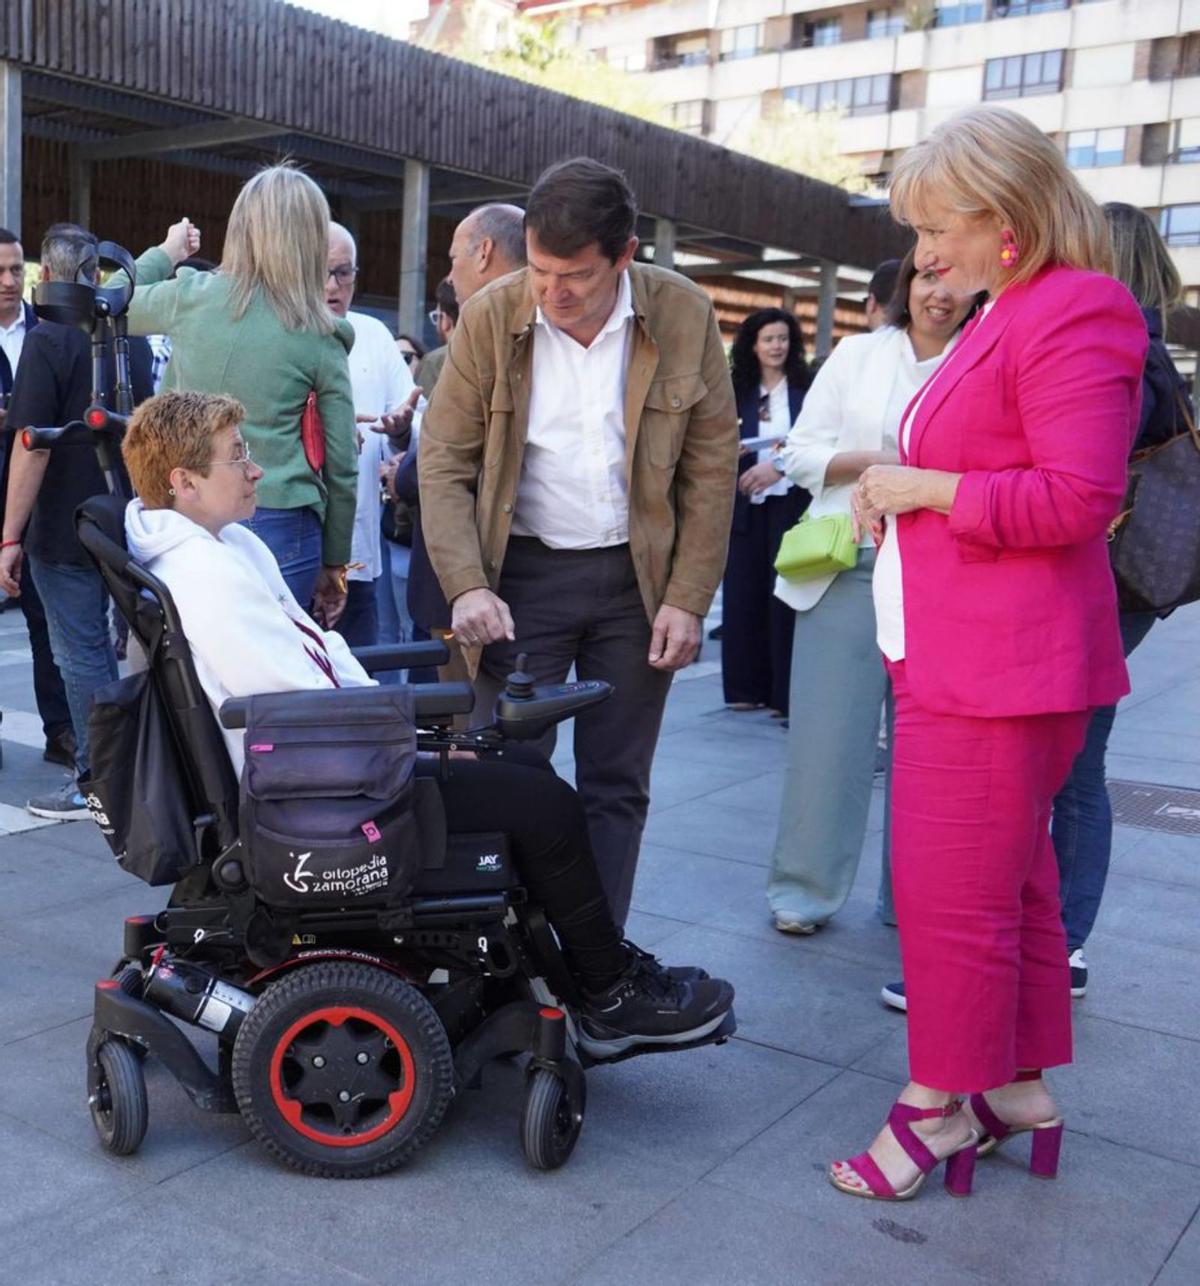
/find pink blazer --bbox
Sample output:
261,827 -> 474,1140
897,265 -> 1147,717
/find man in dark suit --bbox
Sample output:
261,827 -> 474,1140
0,226 -> 75,769
0,223 -> 154,817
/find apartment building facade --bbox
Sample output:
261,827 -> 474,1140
524,0 -> 1200,299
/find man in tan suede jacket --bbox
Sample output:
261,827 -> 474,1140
420,158 -> 738,927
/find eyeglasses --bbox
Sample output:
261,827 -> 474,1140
327,264 -> 358,286
399,350 -> 419,366
211,442 -> 255,471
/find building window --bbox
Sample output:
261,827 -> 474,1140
1175,119 -> 1200,163
1066,127 -> 1125,168
1159,205 -> 1200,246
672,100 -> 709,134
653,33 -> 709,70
867,8 -> 907,38
935,2 -> 986,27
993,0 -> 1069,14
809,18 -> 842,47
719,24 -> 761,61
983,49 -> 1064,99
784,74 -> 896,116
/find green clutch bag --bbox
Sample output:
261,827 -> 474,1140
774,512 -> 858,583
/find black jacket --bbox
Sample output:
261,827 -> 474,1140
1137,307 -> 1193,452
8,321 -> 153,564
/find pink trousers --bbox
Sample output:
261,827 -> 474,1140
887,661 -> 1090,1092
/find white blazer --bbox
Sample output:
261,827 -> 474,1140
773,325 -> 952,612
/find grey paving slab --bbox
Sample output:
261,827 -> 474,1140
647,754 -> 770,815
5,1200 -> 375,1286
0,832 -> 129,919
1069,935 -> 1200,1043
1105,753 -> 1200,791
705,1069 -> 1200,1286
1157,1206 -> 1200,1286
1091,868 -> 1200,953
0,1016 -> 250,1183
653,722 -> 787,770
642,797 -> 775,867
1112,828 -> 1200,890
650,923 -> 903,1066
0,944 -> 98,1044
152,1067 -> 701,1286
570,1179 -> 991,1286
29,816 -> 120,860
700,768 -> 787,817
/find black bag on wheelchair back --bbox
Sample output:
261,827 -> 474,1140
82,670 -> 202,886
239,688 -> 426,909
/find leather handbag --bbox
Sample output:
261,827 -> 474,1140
774,512 -> 857,582
1108,389 -> 1200,615
301,389 -> 325,473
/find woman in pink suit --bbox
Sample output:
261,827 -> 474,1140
829,106 -> 1147,1203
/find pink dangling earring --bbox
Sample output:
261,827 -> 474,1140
1000,228 -> 1020,269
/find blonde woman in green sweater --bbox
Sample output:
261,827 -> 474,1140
121,163 -> 356,624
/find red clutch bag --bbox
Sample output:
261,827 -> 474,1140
301,390 -> 325,473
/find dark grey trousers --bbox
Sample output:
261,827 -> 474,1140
475,537 -> 673,928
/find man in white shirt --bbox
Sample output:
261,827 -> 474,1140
324,223 -> 418,649
420,158 -> 739,926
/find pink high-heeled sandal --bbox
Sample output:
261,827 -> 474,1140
829,1100 -> 979,1201
970,1070 -> 1064,1179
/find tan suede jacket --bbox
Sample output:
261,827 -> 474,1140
418,262 -> 739,625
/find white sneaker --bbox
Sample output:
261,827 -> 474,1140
1068,948 -> 1088,999
773,912 -> 819,936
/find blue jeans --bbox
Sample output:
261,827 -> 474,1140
338,578 -> 379,650
242,506 -> 322,608
1052,610 -> 1157,950
375,538 -> 413,685
26,554 -> 118,778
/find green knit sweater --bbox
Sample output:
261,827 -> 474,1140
122,247 -> 358,565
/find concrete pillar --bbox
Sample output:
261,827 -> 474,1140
68,148 -> 92,230
398,160 -> 430,338
653,217 -> 676,269
815,259 -> 838,360
0,63 -> 21,236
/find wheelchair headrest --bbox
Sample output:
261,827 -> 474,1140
76,493 -> 132,573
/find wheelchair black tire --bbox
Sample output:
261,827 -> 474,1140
91,1039 -> 148,1156
521,1067 -> 584,1171
231,961 -> 454,1178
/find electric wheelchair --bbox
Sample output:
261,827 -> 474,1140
74,492 -> 736,1178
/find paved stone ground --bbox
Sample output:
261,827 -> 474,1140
0,601 -> 1197,1285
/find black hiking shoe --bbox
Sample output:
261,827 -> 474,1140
578,953 -> 733,1057
622,939 -> 710,983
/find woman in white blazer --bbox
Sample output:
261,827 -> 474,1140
766,253 -> 976,935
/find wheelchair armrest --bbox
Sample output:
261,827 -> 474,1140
351,641 -> 449,673
219,682 -> 475,730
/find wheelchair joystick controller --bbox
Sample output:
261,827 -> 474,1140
492,652 -> 614,741
503,653 -> 536,702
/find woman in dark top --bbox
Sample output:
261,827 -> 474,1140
1050,202 -> 1194,998
722,308 -> 811,716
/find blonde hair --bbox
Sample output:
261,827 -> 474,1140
124,391 -> 245,508
220,163 -> 335,335
1104,202 -> 1184,321
890,106 -> 1112,285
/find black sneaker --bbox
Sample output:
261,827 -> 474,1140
43,727 -> 77,768
578,956 -> 733,1057
1068,948 -> 1088,999
622,939 -> 710,983
881,979 -> 907,1012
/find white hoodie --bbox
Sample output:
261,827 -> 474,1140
124,500 -> 373,774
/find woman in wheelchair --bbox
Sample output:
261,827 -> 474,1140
121,391 -> 734,1054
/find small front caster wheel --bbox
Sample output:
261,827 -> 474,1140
521,1067 -> 584,1171
90,1039 -> 148,1155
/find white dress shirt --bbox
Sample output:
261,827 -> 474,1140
345,311 -> 415,582
874,304 -> 992,660
751,378 -> 792,505
774,325 -> 954,613
511,271 -> 634,549
0,310 -> 26,383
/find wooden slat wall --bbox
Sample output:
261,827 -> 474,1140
1,0 -> 905,269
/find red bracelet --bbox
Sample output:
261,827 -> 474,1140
0,540 -> 20,549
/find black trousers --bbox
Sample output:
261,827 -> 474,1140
476,538 -> 673,930
415,754 -> 624,990
721,491 -> 806,715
